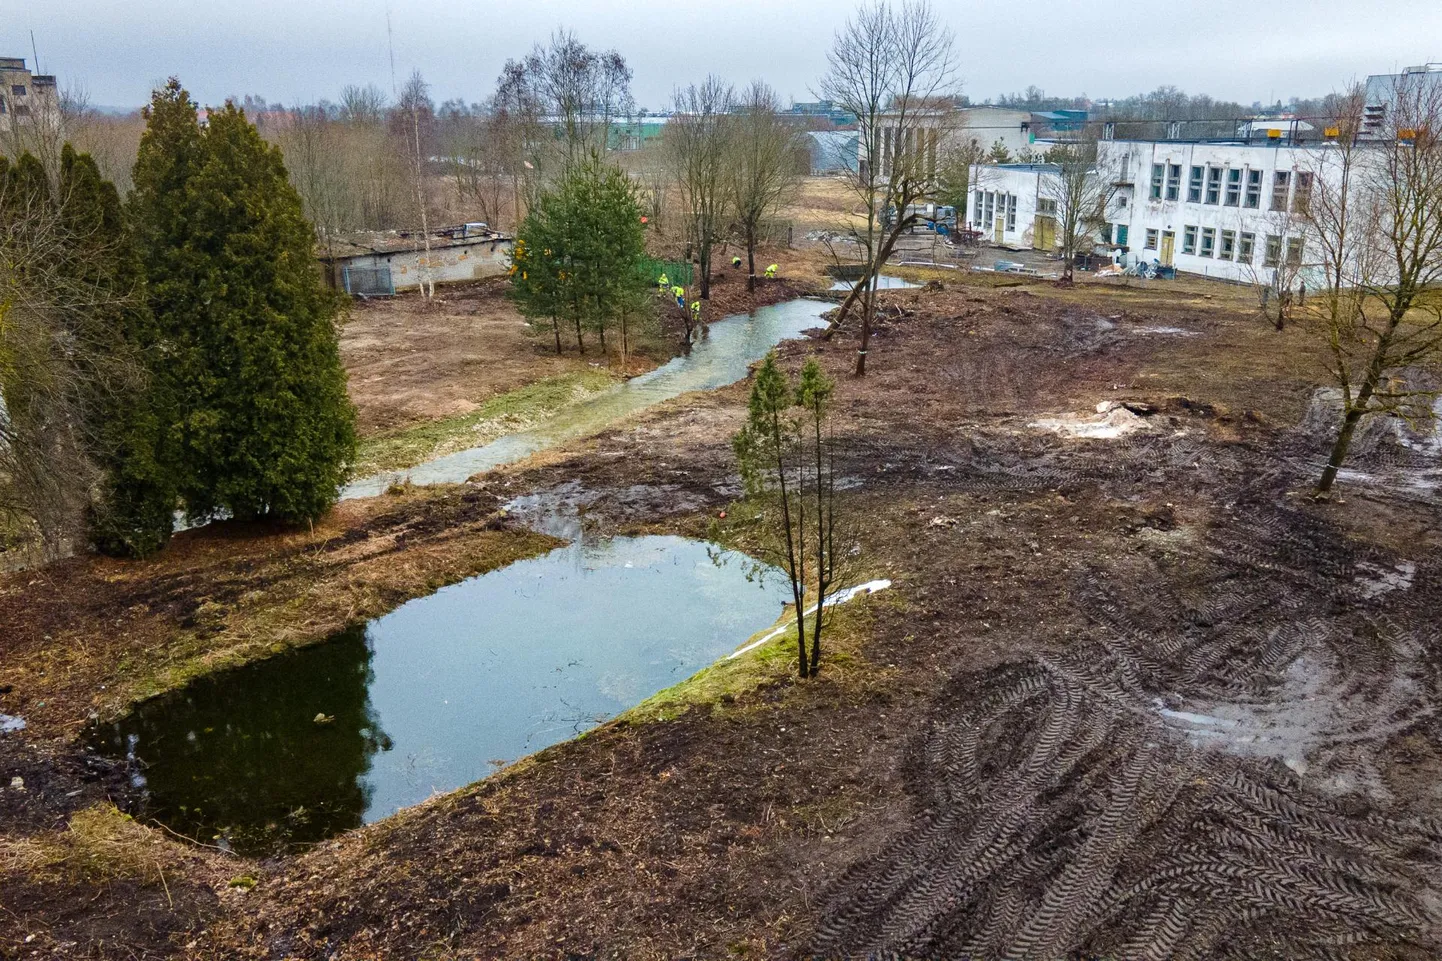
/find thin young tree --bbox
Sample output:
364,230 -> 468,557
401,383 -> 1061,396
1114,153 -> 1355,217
1043,137 -> 1117,284
819,0 -> 956,374
734,353 -> 853,678
399,71 -> 437,299
1313,75 -> 1442,496
726,81 -> 800,291
667,76 -> 735,300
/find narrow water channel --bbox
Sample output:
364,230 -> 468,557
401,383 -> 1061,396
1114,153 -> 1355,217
342,297 -> 832,499
90,535 -> 789,855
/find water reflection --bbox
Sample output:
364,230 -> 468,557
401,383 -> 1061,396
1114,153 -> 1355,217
91,626 -> 384,853
93,536 -> 788,855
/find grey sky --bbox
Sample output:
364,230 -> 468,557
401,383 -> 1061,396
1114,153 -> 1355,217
12,0 -> 1442,111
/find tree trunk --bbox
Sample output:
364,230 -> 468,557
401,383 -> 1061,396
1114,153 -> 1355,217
1316,404 -> 1366,496
574,315 -> 585,355
747,229 -> 757,293
700,245 -> 712,299
552,317 -> 562,355
856,284 -> 873,376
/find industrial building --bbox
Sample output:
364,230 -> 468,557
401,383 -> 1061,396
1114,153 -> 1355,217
0,56 -> 60,143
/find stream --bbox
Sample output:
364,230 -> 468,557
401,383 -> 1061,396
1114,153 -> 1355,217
342,297 -> 833,499
87,297 -> 846,856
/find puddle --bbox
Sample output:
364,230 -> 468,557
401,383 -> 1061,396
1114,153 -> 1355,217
828,275 -> 922,291
1155,640 -> 1429,793
89,535 -> 791,855
1356,560 -> 1416,599
1134,325 -> 1198,336
0,714 -> 25,734
343,298 -> 832,498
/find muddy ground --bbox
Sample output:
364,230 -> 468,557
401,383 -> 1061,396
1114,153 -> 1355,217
5,271 -> 1442,959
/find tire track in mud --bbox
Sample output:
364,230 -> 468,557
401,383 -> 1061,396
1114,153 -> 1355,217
816,499 -> 1442,960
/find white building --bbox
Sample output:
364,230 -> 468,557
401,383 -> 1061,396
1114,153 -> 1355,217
1363,64 -> 1442,139
966,163 -> 1057,248
964,140 -> 1335,285
320,227 -> 513,295
1098,139 -> 1327,283
865,105 -> 1034,181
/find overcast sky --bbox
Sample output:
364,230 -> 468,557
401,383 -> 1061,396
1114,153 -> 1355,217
10,0 -> 1442,111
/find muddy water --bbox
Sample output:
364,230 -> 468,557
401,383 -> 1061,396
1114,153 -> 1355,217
342,298 -> 832,499
90,536 -> 788,855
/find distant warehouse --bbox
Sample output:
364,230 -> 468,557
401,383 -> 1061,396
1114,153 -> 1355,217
319,224 -> 513,295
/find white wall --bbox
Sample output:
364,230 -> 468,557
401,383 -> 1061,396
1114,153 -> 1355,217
1100,140 -> 1337,284
966,164 -> 1050,249
344,239 -> 512,291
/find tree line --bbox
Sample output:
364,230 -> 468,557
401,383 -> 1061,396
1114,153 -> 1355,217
1,78 -> 354,556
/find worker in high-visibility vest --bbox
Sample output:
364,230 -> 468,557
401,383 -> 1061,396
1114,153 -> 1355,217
657,272 -> 669,293
731,255 -> 742,269
764,263 -> 779,279
672,285 -> 686,309
690,300 -> 702,325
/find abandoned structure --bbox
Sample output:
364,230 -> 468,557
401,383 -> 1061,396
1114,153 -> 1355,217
0,56 -> 60,146
319,224 -> 513,295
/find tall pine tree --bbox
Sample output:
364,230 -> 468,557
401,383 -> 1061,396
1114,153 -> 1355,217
132,82 -> 355,523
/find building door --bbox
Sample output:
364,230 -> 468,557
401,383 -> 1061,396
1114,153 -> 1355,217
1033,215 -> 1056,251
994,215 -> 1005,244
1160,231 -> 1175,266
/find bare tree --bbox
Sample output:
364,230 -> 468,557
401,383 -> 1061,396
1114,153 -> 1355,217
272,104 -> 354,254
1238,204 -> 1311,331
495,30 -> 634,186
1313,75 -> 1442,496
1042,137 -> 1117,284
399,71 -> 437,299
819,0 -> 956,375
667,76 -> 735,300
726,81 -> 800,291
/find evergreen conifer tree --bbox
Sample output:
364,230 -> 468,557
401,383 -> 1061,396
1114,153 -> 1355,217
132,82 -> 355,523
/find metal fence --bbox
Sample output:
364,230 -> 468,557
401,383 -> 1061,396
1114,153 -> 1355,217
342,265 -> 395,297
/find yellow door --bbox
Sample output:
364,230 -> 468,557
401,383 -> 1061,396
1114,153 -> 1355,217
1160,231 -> 1175,266
1033,215 -> 1055,251
994,216 -> 1005,243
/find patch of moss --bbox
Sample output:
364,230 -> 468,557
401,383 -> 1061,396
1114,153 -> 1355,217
354,370 -> 620,475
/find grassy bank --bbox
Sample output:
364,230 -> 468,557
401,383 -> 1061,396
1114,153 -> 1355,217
353,370 -> 621,476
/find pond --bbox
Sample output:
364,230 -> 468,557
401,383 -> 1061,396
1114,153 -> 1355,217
90,535 -> 789,855
342,297 -> 833,499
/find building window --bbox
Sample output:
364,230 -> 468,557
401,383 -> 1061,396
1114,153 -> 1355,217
1188,166 -> 1203,203
1271,171 -> 1290,210
1293,171 -> 1314,213
1037,198 -> 1057,215
1244,169 -> 1262,208
1183,225 -> 1198,254
1199,227 -> 1216,257
1225,168 -> 1242,206
973,190 -> 983,225
1205,166 -> 1222,204
1006,194 -> 1016,231
1219,229 -> 1236,260
1286,237 -> 1304,266
13,104 -> 29,118
1238,232 -> 1255,262
11,84 -> 25,97
1145,228 -> 1159,250
1116,224 -> 1129,247
1150,163 -> 1164,200
1264,234 -> 1282,267
1166,163 -> 1182,200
